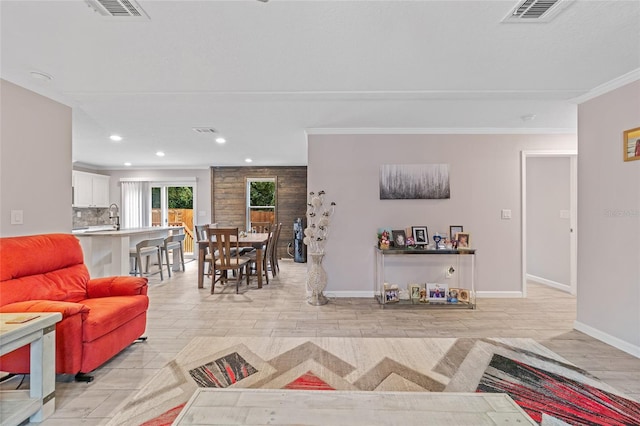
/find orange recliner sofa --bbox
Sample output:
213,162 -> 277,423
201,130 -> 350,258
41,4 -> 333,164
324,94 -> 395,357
0,233 -> 149,381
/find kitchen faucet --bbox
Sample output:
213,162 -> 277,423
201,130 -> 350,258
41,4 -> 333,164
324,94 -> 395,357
108,203 -> 120,230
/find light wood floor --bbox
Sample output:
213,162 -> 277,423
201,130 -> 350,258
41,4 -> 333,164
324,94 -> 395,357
6,259 -> 639,425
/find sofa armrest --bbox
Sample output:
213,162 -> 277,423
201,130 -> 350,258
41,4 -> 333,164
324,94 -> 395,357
87,276 -> 148,298
0,300 -> 89,319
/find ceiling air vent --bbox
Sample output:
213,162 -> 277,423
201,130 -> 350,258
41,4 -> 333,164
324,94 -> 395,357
502,0 -> 572,23
192,128 -> 218,134
85,0 -> 149,19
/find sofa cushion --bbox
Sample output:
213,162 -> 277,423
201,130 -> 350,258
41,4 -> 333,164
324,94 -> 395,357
81,296 -> 149,343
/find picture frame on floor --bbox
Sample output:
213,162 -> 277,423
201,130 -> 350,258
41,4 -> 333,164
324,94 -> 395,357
458,288 -> 470,303
427,283 -> 448,302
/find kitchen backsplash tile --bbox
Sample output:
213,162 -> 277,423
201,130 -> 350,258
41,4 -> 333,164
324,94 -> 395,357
73,208 -> 111,228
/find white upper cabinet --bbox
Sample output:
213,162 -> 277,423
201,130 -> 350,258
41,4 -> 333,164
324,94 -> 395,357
73,171 -> 110,208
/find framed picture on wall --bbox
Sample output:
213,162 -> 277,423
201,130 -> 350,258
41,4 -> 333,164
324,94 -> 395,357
411,226 -> 429,245
623,127 -> 640,162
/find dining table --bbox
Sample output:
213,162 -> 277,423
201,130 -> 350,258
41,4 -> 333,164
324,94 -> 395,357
197,232 -> 269,290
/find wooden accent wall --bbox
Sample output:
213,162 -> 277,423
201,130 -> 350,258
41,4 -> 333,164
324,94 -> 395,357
210,166 -> 307,260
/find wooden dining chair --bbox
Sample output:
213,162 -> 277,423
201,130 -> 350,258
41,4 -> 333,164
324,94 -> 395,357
270,223 -> 282,276
250,221 -> 272,233
205,227 -> 251,294
248,227 -> 274,284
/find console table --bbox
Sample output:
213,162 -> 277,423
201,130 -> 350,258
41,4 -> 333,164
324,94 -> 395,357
0,312 -> 62,425
375,247 -> 476,308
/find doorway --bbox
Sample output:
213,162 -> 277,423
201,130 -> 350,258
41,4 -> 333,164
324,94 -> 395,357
521,151 -> 577,297
151,184 -> 196,257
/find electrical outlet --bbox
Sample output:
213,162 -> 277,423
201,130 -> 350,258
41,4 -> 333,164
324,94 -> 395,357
446,266 -> 455,278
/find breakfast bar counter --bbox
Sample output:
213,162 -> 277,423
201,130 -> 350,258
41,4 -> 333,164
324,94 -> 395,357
76,226 -> 183,277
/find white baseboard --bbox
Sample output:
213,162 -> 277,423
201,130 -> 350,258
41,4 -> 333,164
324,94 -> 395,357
574,320 -> 640,358
476,291 -> 523,298
527,274 -> 571,293
320,291 -> 374,298
322,291 -> 528,298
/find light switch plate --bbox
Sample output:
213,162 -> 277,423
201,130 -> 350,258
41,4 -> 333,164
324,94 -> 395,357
501,209 -> 512,220
11,210 -> 24,225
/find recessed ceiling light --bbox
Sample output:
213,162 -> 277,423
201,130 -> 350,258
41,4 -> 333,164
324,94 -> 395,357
215,137 -> 226,144
156,151 -> 165,157
29,71 -> 53,82
110,134 -> 123,142
124,162 -> 132,166
245,158 -> 253,163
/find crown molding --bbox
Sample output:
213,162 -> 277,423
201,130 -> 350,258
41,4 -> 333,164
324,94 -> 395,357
306,128 -> 575,136
571,68 -> 640,104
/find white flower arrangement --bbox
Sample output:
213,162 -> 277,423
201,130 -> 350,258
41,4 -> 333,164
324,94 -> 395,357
303,190 -> 336,254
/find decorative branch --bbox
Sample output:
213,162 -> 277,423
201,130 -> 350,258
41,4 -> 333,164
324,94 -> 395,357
303,190 -> 336,254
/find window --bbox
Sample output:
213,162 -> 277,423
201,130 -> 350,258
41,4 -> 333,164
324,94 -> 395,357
246,178 -> 276,230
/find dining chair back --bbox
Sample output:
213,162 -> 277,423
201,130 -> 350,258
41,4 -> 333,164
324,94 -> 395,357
270,222 -> 282,276
204,227 -> 251,294
248,227 -> 274,284
162,233 -> 186,277
129,237 -> 165,280
250,221 -> 272,233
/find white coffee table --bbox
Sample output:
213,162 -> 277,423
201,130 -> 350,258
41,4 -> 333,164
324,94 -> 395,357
173,388 -> 536,425
0,312 -> 62,425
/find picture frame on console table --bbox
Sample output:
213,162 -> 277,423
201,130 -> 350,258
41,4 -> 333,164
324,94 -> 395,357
411,226 -> 429,245
392,230 -> 406,248
456,232 -> 471,249
458,288 -> 470,303
450,226 -> 463,241
427,283 -> 448,302
623,126 -> 640,162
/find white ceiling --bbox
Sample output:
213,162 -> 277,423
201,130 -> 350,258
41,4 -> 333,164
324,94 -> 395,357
2,0 -> 639,169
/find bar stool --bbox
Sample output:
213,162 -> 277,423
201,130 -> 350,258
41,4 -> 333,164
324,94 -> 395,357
162,233 -> 185,277
129,237 -> 165,280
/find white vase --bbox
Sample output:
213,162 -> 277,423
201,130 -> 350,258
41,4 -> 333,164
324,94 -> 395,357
307,253 -> 328,305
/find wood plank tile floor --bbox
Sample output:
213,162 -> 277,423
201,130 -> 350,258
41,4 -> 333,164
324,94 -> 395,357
5,259 -> 639,425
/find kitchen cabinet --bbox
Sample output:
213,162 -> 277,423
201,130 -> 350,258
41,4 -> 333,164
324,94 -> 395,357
72,171 -> 110,208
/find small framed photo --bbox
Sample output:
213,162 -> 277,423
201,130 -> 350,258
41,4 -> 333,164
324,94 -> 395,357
456,232 -> 471,249
427,283 -> 448,302
409,284 -> 421,300
450,226 -> 463,240
623,127 -> 640,162
411,226 -> 429,245
392,230 -> 406,248
448,288 -> 460,302
384,288 -> 399,303
458,288 -> 470,303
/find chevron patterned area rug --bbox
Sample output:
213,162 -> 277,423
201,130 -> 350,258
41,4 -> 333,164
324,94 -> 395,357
107,337 -> 640,426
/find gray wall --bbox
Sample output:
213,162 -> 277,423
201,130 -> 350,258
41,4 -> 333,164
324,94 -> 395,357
526,157 -> 571,287
577,79 -> 640,355
0,79 -> 72,237
307,133 -> 577,296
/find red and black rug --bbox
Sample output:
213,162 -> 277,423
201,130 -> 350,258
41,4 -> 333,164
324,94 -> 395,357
105,337 -> 640,425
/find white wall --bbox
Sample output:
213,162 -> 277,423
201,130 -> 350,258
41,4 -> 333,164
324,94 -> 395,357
307,133 -> 576,296
0,79 -> 72,236
104,168 -> 211,225
576,79 -> 640,355
526,157 -> 571,287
